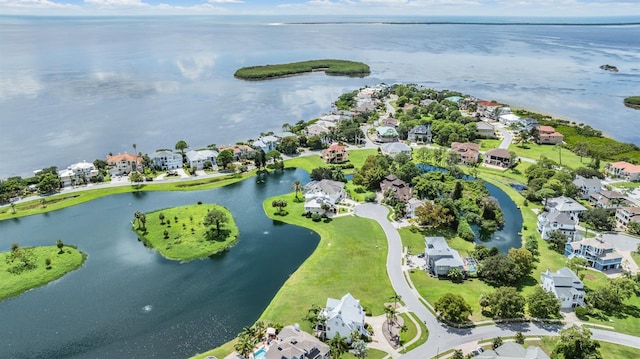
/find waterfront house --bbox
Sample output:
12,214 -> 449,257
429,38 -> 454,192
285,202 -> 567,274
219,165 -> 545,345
424,236 -> 465,277
537,211 -> 579,241
615,206 -> 640,231
186,149 -> 218,170
573,175 -> 602,200
218,144 -> 256,161
536,125 -> 564,145
355,101 -> 376,114
381,142 -> 412,159
541,267 -> 585,309
380,174 -> 412,202
499,113 -> 521,126
451,142 -> 480,165
375,126 -> 399,143
565,236 -> 623,271
320,144 -> 349,164
151,150 -> 183,171
58,161 -> 99,187
483,148 -> 512,168
476,342 -> 549,359
605,161 -> 640,181
265,325 -> 330,359
320,293 -> 368,341
252,135 -> 280,153
476,121 -> 496,138
303,179 -> 345,214
522,118 -> 539,132
305,121 -> 335,141
107,153 -> 142,176
407,124 -> 432,143
589,190 -> 629,210
476,101 -> 502,119
545,196 -> 587,223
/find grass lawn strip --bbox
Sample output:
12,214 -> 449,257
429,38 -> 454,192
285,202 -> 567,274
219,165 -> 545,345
135,204 -> 238,261
0,245 -> 86,302
530,337 -> 640,358
0,172 -> 250,222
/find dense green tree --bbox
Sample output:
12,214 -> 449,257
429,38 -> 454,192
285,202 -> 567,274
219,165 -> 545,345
36,172 -> 60,194
329,333 -> 348,359
514,331 -> 525,345
352,155 -> 391,190
527,286 -> 561,318
508,247 -> 534,278
203,208 -> 229,236
310,167 -> 334,181
129,172 -> 144,184
456,219 -> 475,241
412,201 -> 454,229
217,149 -> 235,169
478,254 -> 519,286
351,339 -> 368,359
396,162 -> 421,183
266,149 -> 282,164
271,199 -> 288,215
628,222 -> 640,236
306,135 -> 324,150
435,293 -> 472,323
56,239 -> 65,254
581,207 -> 614,231
447,267 -> 465,283
492,336 -> 504,350
278,136 -> 300,155
175,140 -> 188,159
451,350 -> 464,359
567,257 -> 589,277
486,287 -> 526,319
547,230 -> 569,253
587,278 -> 636,311
552,326 -> 602,359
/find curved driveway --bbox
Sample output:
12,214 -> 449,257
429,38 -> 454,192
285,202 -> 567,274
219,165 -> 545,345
354,203 -> 640,357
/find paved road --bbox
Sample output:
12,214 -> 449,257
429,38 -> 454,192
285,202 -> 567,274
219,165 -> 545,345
494,124 -> 513,149
354,203 -> 640,358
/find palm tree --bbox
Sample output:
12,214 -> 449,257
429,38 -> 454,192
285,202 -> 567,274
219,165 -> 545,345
384,305 -> 397,327
159,213 -> 165,225
139,213 -> 147,231
234,333 -> 256,359
328,333 -> 348,359
390,293 -> 402,309
10,202 -> 16,214
132,143 -> 137,155
292,180 -> 303,200
40,197 -> 47,208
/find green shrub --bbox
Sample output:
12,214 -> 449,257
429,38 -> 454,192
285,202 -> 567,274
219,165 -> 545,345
364,193 -> 377,202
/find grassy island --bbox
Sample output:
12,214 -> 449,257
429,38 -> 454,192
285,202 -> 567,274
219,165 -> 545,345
234,59 -> 370,80
624,96 -> 640,109
133,203 -> 239,261
0,243 -> 86,302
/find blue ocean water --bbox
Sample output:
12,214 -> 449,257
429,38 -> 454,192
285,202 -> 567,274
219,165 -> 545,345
0,16 -> 639,177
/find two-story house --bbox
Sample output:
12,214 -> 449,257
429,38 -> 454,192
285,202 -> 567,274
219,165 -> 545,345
606,161 -> 640,181
407,124 -> 432,143
545,196 -> 587,223
536,125 -> 564,145
380,174 -> 412,202
151,150 -> 183,170
537,211 -> 579,241
540,267 -> 585,309
589,190 -> 630,210
375,126 -> 399,143
319,293 -> 368,341
572,175 -> 602,200
107,153 -> 142,176
615,206 -> 640,231
303,179 -> 345,214
476,121 -> 496,138
425,236 -> 465,277
58,161 -> 99,187
321,144 -> 349,164
483,148 -> 512,168
565,236 -> 623,271
381,142 -> 412,159
185,149 -> 218,170
451,142 -> 480,165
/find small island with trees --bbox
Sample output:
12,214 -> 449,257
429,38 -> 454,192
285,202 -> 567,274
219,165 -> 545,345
132,203 -> 239,261
234,59 -> 370,80
0,241 -> 86,302
624,96 -> 640,110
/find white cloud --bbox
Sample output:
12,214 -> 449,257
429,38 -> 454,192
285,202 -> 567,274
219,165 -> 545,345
207,0 -> 243,3
0,75 -> 43,101
0,0 -> 76,9
176,53 -> 218,80
84,0 -> 147,6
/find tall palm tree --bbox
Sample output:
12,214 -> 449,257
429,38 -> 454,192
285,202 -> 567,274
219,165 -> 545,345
234,334 -> 256,359
292,180 -> 303,200
390,293 -> 402,309
328,333 -> 348,359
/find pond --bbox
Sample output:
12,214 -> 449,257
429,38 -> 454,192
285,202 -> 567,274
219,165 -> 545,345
417,164 -> 523,252
0,169 -> 319,359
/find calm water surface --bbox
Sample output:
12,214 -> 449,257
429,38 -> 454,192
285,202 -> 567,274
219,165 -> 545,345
0,169 -> 319,358
1,16 -> 640,177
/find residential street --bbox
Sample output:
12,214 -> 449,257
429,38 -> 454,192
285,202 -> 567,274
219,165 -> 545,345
354,203 -> 640,358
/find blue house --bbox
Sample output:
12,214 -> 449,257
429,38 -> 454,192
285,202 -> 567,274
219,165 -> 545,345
565,236 -> 623,271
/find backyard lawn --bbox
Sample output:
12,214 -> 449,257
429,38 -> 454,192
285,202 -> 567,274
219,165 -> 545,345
508,143 -> 593,170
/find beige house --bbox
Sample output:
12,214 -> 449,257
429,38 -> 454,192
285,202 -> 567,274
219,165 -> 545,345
536,125 -> 564,145
107,153 -> 142,176
606,161 -> 640,181
451,142 -> 480,164
483,148 -> 512,168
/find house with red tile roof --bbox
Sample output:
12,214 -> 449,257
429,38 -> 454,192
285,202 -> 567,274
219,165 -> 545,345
536,125 -> 564,145
476,101 -> 502,119
321,144 -> 349,164
218,144 -> 256,161
606,161 -> 640,181
107,153 -> 142,176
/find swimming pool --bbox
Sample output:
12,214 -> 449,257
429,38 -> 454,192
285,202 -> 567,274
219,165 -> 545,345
254,348 -> 266,359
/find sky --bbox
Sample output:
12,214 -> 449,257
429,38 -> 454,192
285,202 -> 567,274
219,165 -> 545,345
1,0 -> 640,17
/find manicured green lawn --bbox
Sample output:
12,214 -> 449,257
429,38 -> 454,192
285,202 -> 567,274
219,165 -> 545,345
344,181 -> 375,203
479,139 -> 501,151
259,192 -> 394,325
347,148 -> 378,168
0,172 -> 251,222
134,204 -> 239,261
508,143 -> 590,170
532,336 -> 640,358
0,244 -> 86,302
284,155 -> 326,173
402,312 -> 429,352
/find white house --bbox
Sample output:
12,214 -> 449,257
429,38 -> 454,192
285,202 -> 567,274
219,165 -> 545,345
572,175 -> 602,200
545,196 -> 587,223
381,142 -> 412,159
186,149 -> 218,170
303,180 -> 345,214
537,211 -> 579,241
252,135 -> 280,153
616,206 -> 640,231
425,236 -> 465,277
58,161 -> 99,187
499,113 -> 521,126
320,293 -> 368,341
540,267 -> 585,309
151,151 -> 183,170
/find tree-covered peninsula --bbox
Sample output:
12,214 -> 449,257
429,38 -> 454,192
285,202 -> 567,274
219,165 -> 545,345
1,241 -> 86,302
234,59 -> 370,80
624,96 -> 640,109
133,204 -> 239,261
